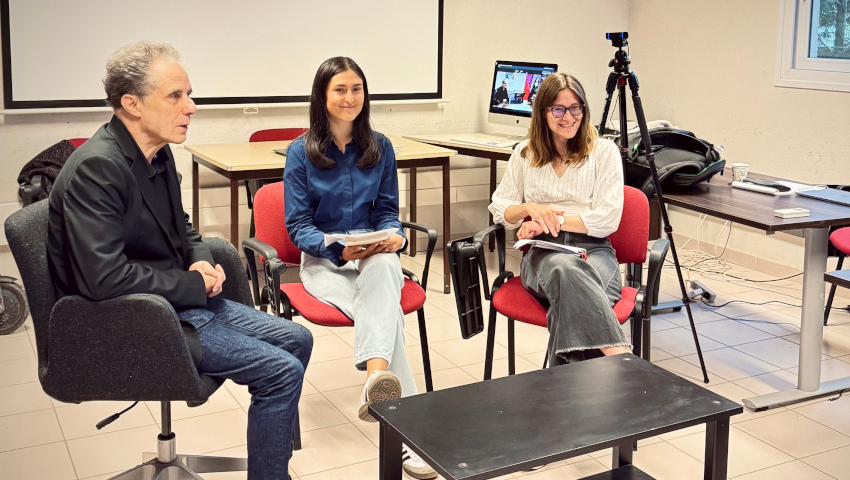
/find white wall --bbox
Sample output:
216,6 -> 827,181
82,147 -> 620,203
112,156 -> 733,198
0,0 -> 630,246
630,0 -> 850,271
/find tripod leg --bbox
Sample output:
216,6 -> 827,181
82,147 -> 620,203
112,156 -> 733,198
625,73 -> 710,383
597,72 -> 620,134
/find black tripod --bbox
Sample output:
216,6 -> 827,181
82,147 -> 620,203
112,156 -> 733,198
597,32 -> 709,382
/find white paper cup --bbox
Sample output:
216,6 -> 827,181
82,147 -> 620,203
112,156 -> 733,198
730,163 -> 749,182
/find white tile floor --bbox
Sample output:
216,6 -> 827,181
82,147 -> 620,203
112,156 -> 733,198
2,245 -> 850,480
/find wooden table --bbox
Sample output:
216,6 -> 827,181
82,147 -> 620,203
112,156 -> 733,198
371,354 -> 742,480
403,133 -> 513,205
663,173 -> 850,410
404,134 -> 514,250
185,136 -> 457,293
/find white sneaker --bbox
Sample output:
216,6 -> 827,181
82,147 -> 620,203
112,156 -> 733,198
358,370 -> 402,422
402,444 -> 437,480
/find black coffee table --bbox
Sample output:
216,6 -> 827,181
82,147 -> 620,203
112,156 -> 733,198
370,354 -> 741,480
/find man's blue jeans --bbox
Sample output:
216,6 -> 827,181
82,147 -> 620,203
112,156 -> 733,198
179,297 -> 313,480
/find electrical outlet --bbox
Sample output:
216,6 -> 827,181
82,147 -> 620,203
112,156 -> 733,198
689,280 -> 716,303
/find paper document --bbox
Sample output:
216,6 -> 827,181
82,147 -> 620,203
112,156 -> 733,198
732,180 -> 826,197
513,239 -> 587,260
323,228 -> 398,247
775,180 -> 825,193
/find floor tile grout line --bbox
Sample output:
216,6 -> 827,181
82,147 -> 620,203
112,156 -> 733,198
770,405 -> 850,446
59,405 -> 252,443
50,399 -> 86,480
797,447 -> 848,479
729,423 -> 813,462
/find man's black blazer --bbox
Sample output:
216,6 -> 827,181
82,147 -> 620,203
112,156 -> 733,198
48,115 -> 213,310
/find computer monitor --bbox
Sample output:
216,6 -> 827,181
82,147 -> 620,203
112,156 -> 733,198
488,60 -> 558,131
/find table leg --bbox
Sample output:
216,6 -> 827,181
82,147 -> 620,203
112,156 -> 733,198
703,417 -> 730,480
230,179 -> 239,247
612,439 -> 633,468
443,159 -> 451,294
799,227 -> 829,390
743,227 -> 850,409
378,423 -> 403,480
488,158 -> 497,252
409,167 -> 417,257
192,158 -> 199,230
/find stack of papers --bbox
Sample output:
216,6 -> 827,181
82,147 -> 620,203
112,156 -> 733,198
513,239 -> 587,260
774,207 -> 810,219
323,228 -> 397,247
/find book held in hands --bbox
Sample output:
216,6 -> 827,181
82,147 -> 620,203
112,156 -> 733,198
323,228 -> 398,247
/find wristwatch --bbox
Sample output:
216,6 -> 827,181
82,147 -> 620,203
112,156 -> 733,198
557,214 -> 565,225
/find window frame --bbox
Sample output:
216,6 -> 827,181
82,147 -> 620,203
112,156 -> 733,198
776,0 -> 850,92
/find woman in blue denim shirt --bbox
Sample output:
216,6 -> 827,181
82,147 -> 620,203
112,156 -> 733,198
284,57 -> 436,480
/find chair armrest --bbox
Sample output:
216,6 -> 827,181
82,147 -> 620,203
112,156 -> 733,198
43,294 -> 210,403
401,221 -> 437,290
490,270 -> 515,297
646,238 -> 670,308
472,223 -> 507,294
242,237 -> 281,263
242,237 -> 291,317
204,237 -> 253,307
242,237 -> 284,309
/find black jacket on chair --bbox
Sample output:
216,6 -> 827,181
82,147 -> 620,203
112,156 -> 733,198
47,115 -> 211,310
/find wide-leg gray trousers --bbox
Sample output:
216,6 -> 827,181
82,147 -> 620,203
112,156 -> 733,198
520,231 -> 631,366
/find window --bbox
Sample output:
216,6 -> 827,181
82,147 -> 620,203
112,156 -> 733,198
776,0 -> 850,92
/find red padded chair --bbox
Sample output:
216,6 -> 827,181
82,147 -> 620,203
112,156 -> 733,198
825,227 -> 850,325
249,128 -> 309,143
245,128 -> 309,235
242,182 -> 437,392
68,138 -> 88,148
472,186 -> 669,380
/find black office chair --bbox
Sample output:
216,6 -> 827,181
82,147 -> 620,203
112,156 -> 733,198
4,200 -> 252,480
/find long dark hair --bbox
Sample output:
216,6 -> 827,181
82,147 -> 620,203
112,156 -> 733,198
522,72 -> 597,168
304,56 -> 379,169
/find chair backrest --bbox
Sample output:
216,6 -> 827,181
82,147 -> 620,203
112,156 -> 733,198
68,138 -> 88,148
4,200 -> 255,385
4,200 -> 55,376
609,186 -> 650,265
253,182 -> 303,265
249,128 -> 309,143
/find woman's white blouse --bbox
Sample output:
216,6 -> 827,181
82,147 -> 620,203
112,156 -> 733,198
488,137 -> 624,238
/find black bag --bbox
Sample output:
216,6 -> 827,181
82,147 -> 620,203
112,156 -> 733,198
17,139 -> 78,206
618,127 -> 725,197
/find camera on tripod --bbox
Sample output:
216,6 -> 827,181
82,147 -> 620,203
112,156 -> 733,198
606,32 -> 628,48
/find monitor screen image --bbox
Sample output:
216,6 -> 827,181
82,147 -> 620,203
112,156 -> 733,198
488,60 -> 557,129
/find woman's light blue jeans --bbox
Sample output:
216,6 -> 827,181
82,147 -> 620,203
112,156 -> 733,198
178,297 -> 313,480
300,252 -> 418,397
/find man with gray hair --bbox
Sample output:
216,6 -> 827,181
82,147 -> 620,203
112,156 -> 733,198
47,40 -> 312,480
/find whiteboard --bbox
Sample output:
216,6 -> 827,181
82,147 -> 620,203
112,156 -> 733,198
1,0 -> 443,109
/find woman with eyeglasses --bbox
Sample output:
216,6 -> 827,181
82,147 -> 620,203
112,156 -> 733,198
489,72 -> 631,367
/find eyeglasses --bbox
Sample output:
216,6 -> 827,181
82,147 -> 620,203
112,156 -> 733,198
547,104 -> 584,118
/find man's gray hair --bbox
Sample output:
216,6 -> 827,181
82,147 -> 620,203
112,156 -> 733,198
103,40 -> 182,109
